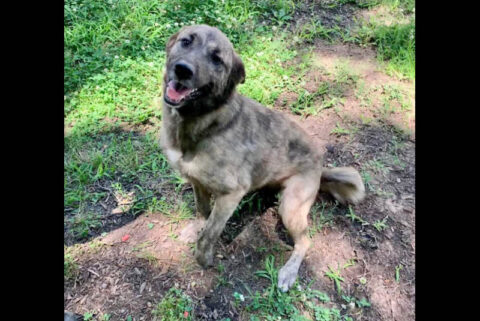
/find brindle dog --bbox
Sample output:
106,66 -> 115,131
160,25 -> 365,291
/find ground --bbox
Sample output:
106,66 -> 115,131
64,1 -> 415,320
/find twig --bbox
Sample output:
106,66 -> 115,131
87,269 -> 100,277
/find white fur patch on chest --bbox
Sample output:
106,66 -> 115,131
165,148 -> 182,167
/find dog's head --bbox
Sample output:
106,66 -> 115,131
163,25 -> 245,116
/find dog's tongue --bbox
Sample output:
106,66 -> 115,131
166,81 -> 192,103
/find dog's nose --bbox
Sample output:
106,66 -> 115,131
174,62 -> 194,80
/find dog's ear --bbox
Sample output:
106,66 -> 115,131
166,31 -> 179,56
231,52 -> 245,85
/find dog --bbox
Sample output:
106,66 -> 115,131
160,25 -> 365,292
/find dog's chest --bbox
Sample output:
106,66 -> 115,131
165,147 -> 183,168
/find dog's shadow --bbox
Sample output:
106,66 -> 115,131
220,187 -> 286,244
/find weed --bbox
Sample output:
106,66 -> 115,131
101,314 -> 111,321
331,123 -> 351,136
69,212 -> 102,239
356,297 -> 371,308
131,241 -> 153,253
249,255 -> 348,320
343,259 -> 357,269
373,216 -> 389,232
64,252 -> 77,280
365,158 -> 389,175
152,287 -> 194,321
83,312 -> 94,321
342,295 -> 371,308
345,206 -> 369,226
395,264 -> 403,282
361,170 -> 375,192
164,201 -> 194,224
136,251 -> 158,266
334,61 -> 359,85
325,266 -> 344,295
296,19 -> 335,43
309,202 -> 336,237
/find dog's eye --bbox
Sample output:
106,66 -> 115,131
211,53 -> 223,66
180,38 -> 192,48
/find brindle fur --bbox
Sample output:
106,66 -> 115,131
160,25 -> 365,291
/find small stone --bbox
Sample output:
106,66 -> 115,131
397,178 -> 401,183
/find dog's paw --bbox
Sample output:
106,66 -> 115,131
178,219 -> 205,244
194,248 -> 213,268
278,265 -> 298,292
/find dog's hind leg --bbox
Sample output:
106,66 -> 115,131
277,173 -> 320,292
195,189 -> 246,268
192,182 -> 212,219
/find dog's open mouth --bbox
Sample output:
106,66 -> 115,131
164,80 -> 203,106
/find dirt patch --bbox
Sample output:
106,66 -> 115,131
312,123 -> 415,321
288,0 -> 360,32
65,213 -> 217,320
311,41 -> 415,136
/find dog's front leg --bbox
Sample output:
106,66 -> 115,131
195,190 -> 245,267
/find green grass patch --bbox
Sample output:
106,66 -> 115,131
64,132 -> 172,211
64,0 -> 299,135
152,287 -> 194,320
246,255 -> 352,321
373,216 -> 389,232
64,249 -> 78,280
352,1 -> 415,79
64,131 -> 188,243
309,202 -> 337,237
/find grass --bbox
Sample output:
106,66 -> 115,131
373,216 -> 389,232
325,266 -> 345,296
64,249 -> 78,280
309,202 -> 337,237
64,0 -> 300,136
152,287 -> 194,321
246,255 -> 351,321
395,264 -> 403,282
352,0 -> 415,79
345,206 -> 369,226
64,131 -> 185,243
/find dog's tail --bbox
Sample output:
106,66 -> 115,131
320,167 -> 365,205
